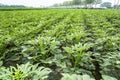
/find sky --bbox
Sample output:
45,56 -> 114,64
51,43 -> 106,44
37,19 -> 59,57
0,0 -> 118,7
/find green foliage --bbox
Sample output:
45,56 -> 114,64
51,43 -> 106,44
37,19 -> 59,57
100,2 -> 112,8
61,73 -> 95,80
0,62 -> 51,80
63,43 -> 91,67
0,9 -> 120,80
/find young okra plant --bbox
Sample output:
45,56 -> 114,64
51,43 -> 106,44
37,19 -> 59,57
0,62 -> 51,80
63,43 -> 91,68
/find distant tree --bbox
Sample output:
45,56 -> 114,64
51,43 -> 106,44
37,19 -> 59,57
84,0 -> 96,8
100,2 -> 112,8
116,0 -> 120,9
94,0 -> 102,7
113,0 -> 120,9
95,0 -> 102,4
52,0 -> 102,8
113,4 -> 119,9
113,0 -> 117,9
63,1 -> 72,6
53,4 -> 59,7
0,3 -> 25,8
72,0 -> 82,5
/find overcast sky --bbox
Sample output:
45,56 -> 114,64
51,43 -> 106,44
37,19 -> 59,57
0,0 -> 118,7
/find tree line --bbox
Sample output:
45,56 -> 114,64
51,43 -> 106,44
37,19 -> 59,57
0,3 -> 25,8
53,0 -> 120,9
53,0 -> 102,8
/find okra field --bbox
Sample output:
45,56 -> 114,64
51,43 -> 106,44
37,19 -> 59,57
0,9 -> 120,80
